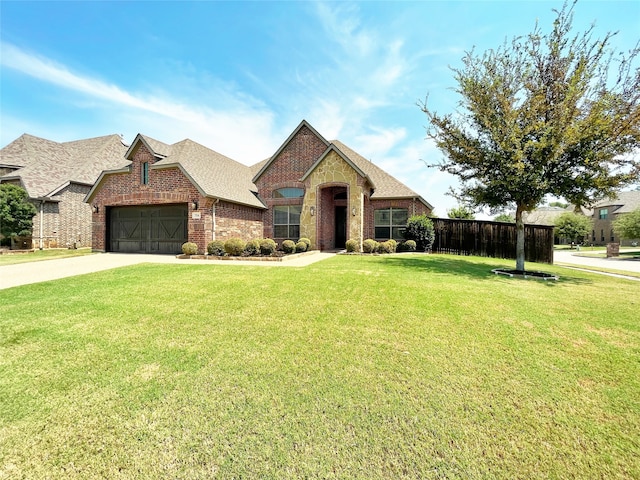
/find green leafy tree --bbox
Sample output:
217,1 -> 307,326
494,213 -> 515,223
0,184 -> 37,244
613,208 -> 640,240
402,214 -> 435,252
555,212 -> 592,245
447,205 -> 475,219
421,2 -> 640,271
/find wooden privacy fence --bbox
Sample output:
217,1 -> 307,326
430,218 -> 554,264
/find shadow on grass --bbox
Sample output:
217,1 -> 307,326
381,254 -> 593,286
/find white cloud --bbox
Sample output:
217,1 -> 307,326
0,42 -> 279,163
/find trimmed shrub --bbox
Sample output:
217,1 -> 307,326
398,239 -> 417,252
362,238 -> 378,253
224,237 -> 246,256
259,238 -> 277,255
388,239 -> 398,252
244,239 -> 261,256
345,239 -> 359,253
403,214 -> 435,252
282,239 -> 296,254
295,241 -> 307,253
182,242 -> 198,255
298,237 -> 311,250
377,240 -> 395,254
207,240 -> 225,256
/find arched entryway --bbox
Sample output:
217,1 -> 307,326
318,185 -> 348,250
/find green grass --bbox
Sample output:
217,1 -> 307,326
574,250 -> 640,259
0,247 -> 94,265
1,255 -> 638,479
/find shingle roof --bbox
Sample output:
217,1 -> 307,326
331,140 -> 432,208
592,190 -> 640,214
153,139 -> 265,209
0,134 -> 128,198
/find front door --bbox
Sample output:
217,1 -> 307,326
335,206 -> 347,249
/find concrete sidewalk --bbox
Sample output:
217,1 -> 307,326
0,251 -> 335,290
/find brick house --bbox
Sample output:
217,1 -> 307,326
589,190 -> 640,246
0,134 -> 128,248
85,120 -> 433,254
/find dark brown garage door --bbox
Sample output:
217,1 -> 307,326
109,204 -> 188,254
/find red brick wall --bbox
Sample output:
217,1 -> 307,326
215,200 -> 264,241
90,143 -> 264,253
255,125 -> 327,239
363,198 -> 432,241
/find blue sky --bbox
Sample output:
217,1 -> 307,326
1,1 -> 638,216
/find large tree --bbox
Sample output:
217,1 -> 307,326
421,1 -> 640,271
0,184 -> 37,245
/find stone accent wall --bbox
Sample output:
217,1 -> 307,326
302,150 -> 366,250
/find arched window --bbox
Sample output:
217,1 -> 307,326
273,188 -> 304,198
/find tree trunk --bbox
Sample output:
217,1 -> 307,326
515,205 -> 525,272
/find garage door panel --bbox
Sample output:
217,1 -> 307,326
109,205 -> 188,254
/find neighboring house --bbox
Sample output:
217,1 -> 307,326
522,205 -> 592,244
85,120 -> 433,254
590,190 -> 640,246
0,134 -> 128,248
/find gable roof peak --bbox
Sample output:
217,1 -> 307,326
252,119 -> 330,183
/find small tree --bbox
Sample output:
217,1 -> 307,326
447,205 -> 475,219
555,212 -> 592,246
613,208 -> 640,241
403,214 -> 435,252
421,2 -> 640,271
0,184 -> 37,247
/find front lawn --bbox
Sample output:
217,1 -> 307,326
0,247 -> 94,266
0,255 -> 638,479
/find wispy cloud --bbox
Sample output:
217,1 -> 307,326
0,42 -> 278,163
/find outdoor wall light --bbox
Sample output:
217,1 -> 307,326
310,206 -> 316,216
92,204 -> 99,213
352,207 -> 357,216
191,200 -> 199,210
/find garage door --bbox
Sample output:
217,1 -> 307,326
109,204 -> 188,254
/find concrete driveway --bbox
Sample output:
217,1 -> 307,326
0,251 -> 334,290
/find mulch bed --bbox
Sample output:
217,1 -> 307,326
492,268 -> 559,281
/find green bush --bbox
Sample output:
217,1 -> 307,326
207,240 -> 225,256
377,240 -> 395,254
282,239 -> 296,254
224,237 -> 246,256
244,239 -> 261,256
260,238 -> 277,255
295,241 -> 307,253
182,242 -> 198,255
403,214 -> 435,252
345,239 -> 359,253
398,239 -> 417,252
388,239 -> 398,252
362,239 -> 378,253
298,237 -> 311,250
